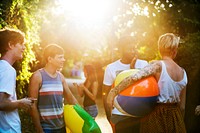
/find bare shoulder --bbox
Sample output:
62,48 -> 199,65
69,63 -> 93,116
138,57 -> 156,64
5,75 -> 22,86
30,70 -> 42,82
149,60 -> 160,65
149,60 -> 161,68
57,71 -> 66,83
58,71 -> 65,79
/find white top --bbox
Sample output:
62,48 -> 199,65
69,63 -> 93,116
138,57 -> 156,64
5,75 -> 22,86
157,61 -> 188,103
103,59 -> 148,115
103,59 -> 148,86
0,60 -> 21,133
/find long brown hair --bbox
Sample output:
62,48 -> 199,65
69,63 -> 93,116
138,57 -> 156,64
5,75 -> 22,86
84,64 -> 98,87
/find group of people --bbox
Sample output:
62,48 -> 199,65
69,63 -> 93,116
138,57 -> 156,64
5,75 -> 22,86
104,34 -> 187,133
0,28 -> 99,133
0,27 -> 189,133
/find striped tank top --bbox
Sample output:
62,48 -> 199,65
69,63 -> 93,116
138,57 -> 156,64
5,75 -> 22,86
38,69 -> 65,130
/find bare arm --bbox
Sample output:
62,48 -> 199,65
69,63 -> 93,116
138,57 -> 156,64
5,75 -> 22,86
28,71 -> 44,133
73,83 -> 84,97
81,81 -> 98,101
0,93 -> 32,111
179,87 -> 186,118
107,61 -> 161,110
102,84 -> 112,119
61,74 -> 78,105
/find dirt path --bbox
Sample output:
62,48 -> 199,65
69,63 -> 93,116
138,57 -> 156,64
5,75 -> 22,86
66,78 -> 113,133
95,97 -> 113,133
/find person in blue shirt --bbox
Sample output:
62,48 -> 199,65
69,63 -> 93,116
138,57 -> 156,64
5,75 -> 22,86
0,28 -> 33,133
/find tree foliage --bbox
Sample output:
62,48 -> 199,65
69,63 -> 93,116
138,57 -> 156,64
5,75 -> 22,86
0,0 -> 200,132
0,0 -> 41,132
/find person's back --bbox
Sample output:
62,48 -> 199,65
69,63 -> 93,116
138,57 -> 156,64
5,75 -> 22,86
157,60 -> 187,103
164,59 -> 184,82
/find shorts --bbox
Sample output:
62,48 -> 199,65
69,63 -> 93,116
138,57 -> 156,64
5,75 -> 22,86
84,104 -> 98,118
43,126 -> 66,133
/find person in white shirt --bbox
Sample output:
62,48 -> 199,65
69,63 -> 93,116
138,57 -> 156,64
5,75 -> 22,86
107,33 -> 187,133
102,35 -> 148,133
0,28 -> 33,133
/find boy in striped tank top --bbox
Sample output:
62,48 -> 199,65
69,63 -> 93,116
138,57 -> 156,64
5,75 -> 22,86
29,44 -> 78,133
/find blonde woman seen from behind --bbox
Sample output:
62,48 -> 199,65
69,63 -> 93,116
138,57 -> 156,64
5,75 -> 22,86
107,33 -> 187,133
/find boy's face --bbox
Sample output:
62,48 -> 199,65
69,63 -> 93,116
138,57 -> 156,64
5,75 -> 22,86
49,54 -> 65,69
122,43 -> 137,61
12,42 -> 26,60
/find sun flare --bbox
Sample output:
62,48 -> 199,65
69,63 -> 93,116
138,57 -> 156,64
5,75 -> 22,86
54,0 -> 114,24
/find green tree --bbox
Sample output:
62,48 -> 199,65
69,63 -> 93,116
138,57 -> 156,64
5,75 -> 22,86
1,0 -> 200,132
0,0 -> 41,132
112,0 -> 200,132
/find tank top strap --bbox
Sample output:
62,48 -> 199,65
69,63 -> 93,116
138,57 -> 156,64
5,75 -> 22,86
160,61 -> 168,79
39,68 -> 61,80
38,68 -> 45,81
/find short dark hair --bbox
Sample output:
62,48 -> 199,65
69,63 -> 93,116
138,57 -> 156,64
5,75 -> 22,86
43,44 -> 64,63
0,28 -> 25,55
117,35 -> 137,49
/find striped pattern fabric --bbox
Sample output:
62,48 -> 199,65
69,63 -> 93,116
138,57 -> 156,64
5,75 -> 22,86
140,103 -> 186,133
38,69 -> 65,130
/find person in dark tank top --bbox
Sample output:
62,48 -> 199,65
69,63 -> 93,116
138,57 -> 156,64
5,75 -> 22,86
73,64 -> 99,119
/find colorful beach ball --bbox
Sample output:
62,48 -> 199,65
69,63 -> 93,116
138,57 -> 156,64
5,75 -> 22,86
114,69 -> 159,117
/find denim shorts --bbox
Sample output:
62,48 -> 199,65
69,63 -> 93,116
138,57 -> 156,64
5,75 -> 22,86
84,104 -> 98,118
43,126 -> 66,133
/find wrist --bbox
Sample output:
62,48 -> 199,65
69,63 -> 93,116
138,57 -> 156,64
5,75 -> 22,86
17,100 -> 24,108
83,86 -> 87,91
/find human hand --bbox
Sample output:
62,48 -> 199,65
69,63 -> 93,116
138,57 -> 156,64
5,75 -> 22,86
73,83 -> 79,88
78,83 -> 85,88
195,105 -> 200,115
18,98 -> 32,110
130,56 -> 137,69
